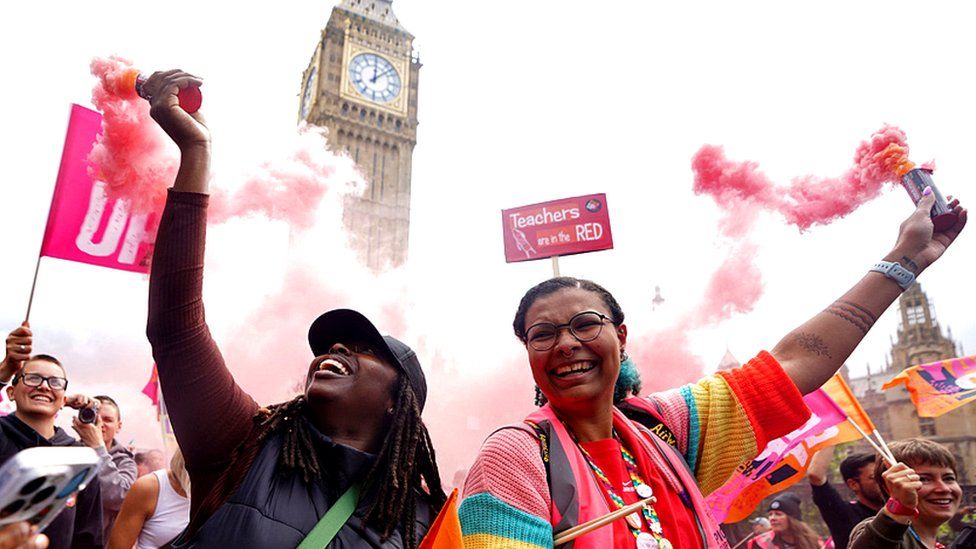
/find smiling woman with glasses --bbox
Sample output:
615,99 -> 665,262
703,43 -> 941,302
459,183 -> 967,548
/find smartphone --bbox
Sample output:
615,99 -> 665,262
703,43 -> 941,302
0,447 -> 100,532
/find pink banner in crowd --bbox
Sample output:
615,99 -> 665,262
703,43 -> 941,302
39,104 -> 157,273
706,389 -> 847,523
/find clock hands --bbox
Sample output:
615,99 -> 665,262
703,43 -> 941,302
370,66 -> 396,84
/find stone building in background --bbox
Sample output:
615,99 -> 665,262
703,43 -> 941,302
847,282 -> 973,482
299,0 -> 420,270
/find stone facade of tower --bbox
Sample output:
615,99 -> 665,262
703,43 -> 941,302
299,0 -> 420,270
847,283 -> 973,482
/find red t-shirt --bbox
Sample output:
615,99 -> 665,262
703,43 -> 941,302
580,438 -> 702,549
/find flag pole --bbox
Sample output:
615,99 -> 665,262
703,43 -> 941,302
23,256 -> 42,323
846,417 -> 896,465
731,532 -> 757,549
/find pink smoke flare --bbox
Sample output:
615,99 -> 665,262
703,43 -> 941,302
89,56 -> 177,215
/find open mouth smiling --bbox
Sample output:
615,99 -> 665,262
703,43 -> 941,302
551,360 -> 596,378
317,358 -> 353,377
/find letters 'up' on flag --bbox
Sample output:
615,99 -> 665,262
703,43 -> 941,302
706,389 -> 846,523
418,489 -> 462,549
883,355 -> 976,417
39,104 -> 158,274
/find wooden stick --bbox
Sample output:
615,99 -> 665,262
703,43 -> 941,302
551,255 -> 561,277
872,429 -> 898,464
553,496 -> 655,546
731,532 -> 757,549
846,418 -> 895,466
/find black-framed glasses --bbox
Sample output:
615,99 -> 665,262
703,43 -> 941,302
15,373 -> 68,391
525,311 -> 612,351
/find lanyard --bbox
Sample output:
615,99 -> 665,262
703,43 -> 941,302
907,527 -> 945,549
575,433 -> 673,548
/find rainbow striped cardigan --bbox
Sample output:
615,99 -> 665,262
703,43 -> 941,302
458,351 -> 810,548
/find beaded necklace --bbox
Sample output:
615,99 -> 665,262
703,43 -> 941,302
576,434 -> 674,549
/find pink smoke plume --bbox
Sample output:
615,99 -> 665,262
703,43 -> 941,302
90,57 -> 362,233
632,127 -> 914,389
207,127 -> 364,230
89,56 -> 177,215
692,125 -> 914,235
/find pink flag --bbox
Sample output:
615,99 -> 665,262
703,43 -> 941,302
706,389 -> 847,523
39,104 -> 157,273
141,364 -> 160,408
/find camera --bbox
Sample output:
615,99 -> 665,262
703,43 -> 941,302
77,402 -> 99,425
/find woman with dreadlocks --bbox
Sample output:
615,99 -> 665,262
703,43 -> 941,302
142,70 -> 446,548
459,212 -> 966,543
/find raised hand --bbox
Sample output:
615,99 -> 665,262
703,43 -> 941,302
141,69 -> 209,151
890,190 -> 967,274
1,322 -> 32,382
883,462 -> 921,510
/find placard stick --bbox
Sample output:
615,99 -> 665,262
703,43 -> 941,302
24,256 -> 42,323
551,255 -> 561,277
553,497 -> 655,546
846,418 -> 895,465
731,532 -> 757,549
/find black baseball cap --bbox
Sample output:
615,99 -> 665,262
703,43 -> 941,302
308,309 -> 427,410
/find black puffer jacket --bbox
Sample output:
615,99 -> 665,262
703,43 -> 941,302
173,429 -> 433,548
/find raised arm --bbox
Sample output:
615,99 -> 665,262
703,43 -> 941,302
771,190 -> 966,394
143,71 -> 257,473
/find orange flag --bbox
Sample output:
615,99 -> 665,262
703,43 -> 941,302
883,355 -> 976,417
419,488 -> 463,549
822,373 -> 876,442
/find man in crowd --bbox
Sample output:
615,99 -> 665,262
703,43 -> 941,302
0,322 -> 103,548
808,448 -> 884,549
72,394 -> 138,538
135,448 -> 166,477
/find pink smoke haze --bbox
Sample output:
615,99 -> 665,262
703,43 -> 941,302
89,56 -> 178,215
208,126 -> 364,230
80,56 -> 918,486
692,125 -> 913,233
632,127 -> 914,390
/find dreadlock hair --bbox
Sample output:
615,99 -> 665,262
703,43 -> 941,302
191,377 -> 446,549
516,277 -> 629,406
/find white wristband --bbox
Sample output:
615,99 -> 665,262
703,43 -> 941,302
871,261 -> 916,290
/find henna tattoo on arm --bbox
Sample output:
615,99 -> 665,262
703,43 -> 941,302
794,332 -> 833,359
901,255 -> 920,274
823,300 -> 876,336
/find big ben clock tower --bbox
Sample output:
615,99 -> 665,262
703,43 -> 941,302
299,0 -> 420,270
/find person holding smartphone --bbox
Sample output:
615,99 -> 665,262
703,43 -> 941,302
0,323 -> 104,548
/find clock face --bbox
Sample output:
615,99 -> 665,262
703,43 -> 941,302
301,67 -> 317,119
348,53 -> 401,103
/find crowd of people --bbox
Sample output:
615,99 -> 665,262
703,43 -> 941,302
0,72 -> 968,548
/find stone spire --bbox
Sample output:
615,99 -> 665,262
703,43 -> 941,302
337,0 -> 407,32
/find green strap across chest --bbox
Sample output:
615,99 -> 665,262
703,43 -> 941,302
297,483 -> 362,549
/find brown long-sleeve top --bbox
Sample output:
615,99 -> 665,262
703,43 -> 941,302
146,190 -> 259,520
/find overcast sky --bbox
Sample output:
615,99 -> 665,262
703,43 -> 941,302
1,1 -> 973,461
